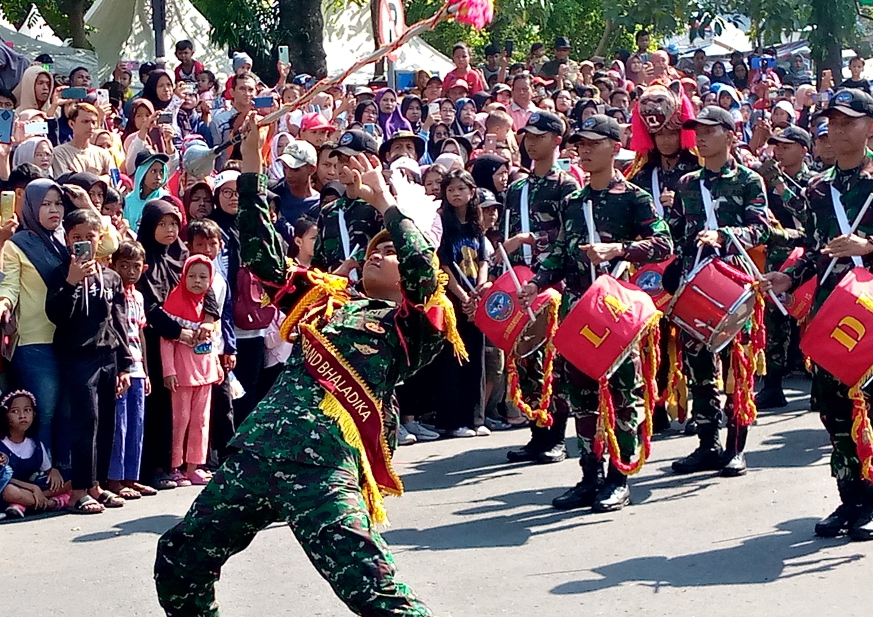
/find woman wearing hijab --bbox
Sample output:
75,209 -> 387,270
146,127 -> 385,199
375,88 -> 412,138
625,54 -> 647,86
267,132 -> 292,182
451,98 -> 478,136
729,62 -> 750,91
141,69 -> 176,112
400,95 -> 426,135
471,153 -> 510,198
138,199 -> 218,490
710,61 -> 734,86
12,136 -> 53,174
784,54 -> 813,87
125,152 -> 170,232
0,179 -> 70,464
426,121 -> 451,163
609,59 -> 628,89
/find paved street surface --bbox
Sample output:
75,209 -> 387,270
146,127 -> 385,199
6,377 -> 872,616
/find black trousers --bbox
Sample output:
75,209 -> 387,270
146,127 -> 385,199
209,380 -> 236,463
232,336 -> 265,426
142,328 -> 173,479
61,349 -> 117,491
433,316 -> 485,431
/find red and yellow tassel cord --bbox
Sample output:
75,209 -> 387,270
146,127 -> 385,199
850,366 -> 873,484
730,285 -> 767,428
594,314 -> 662,475
663,325 -> 688,422
506,296 -> 559,428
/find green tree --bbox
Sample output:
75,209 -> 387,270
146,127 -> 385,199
0,0 -> 91,48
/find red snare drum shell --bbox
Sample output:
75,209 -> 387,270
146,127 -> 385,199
774,247 -> 817,321
475,266 -> 555,355
555,275 -> 658,380
667,258 -> 755,352
800,267 -> 873,387
630,256 -> 675,311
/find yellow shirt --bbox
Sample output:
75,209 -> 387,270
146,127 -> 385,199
0,241 -> 56,347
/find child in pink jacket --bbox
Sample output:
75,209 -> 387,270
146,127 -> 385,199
160,255 -> 222,486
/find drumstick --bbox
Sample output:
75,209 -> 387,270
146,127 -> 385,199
584,200 -> 598,284
348,244 -> 361,282
451,262 -> 477,292
691,243 -> 705,271
820,192 -> 873,282
724,229 -> 789,316
497,243 -> 537,322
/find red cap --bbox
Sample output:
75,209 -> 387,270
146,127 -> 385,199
300,112 -> 336,132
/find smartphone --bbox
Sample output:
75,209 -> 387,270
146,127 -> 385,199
639,52 -> 649,64
254,96 -> 274,110
65,87 -> 87,100
96,88 -> 110,107
157,111 -> 173,124
484,133 -> 497,152
41,63 -> 52,72
0,191 -> 14,223
364,122 -> 377,136
24,120 -> 48,136
0,110 -> 13,144
428,102 -> 440,117
556,158 -> 571,172
750,57 -> 761,70
504,39 -> 514,56
73,241 -> 93,261
126,60 -> 141,72
278,45 -> 290,65
776,88 -> 785,97
768,89 -> 778,101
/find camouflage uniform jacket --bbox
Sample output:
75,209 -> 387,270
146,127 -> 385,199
233,173 -> 444,467
532,172 -> 674,317
629,150 -> 702,197
669,157 -> 771,270
762,163 -> 815,268
313,195 -> 383,271
783,159 -> 873,311
501,167 -> 580,270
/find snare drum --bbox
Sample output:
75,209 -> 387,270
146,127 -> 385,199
475,266 -> 560,358
630,256 -> 675,311
800,267 -> 873,387
773,247 -> 817,321
667,257 -> 756,353
555,275 -> 660,380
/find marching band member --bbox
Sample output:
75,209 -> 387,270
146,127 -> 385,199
519,114 -> 673,512
668,106 -> 771,478
502,110 -> 580,465
765,89 -> 873,540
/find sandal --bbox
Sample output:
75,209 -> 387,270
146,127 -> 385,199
68,494 -> 104,514
95,490 -> 125,508
117,487 -> 142,500
127,481 -> 157,497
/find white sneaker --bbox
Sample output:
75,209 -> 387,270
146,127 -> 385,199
451,427 -> 477,438
475,425 -> 492,436
404,421 -> 440,441
398,425 -> 417,445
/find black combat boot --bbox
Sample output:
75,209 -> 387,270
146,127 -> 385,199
672,423 -> 724,474
506,426 -> 548,463
816,481 -> 862,538
720,424 -> 749,477
538,441 -> 567,464
592,464 -> 631,512
756,371 -> 788,409
848,483 -> 873,542
683,419 -> 698,435
552,456 -> 604,510
537,410 -> 569,463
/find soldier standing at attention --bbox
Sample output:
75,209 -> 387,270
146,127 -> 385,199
314,129 -> 384,277
668,106 -> 770,478
519,115 -> 673,512
755,126 -> 815,408
765,89 -> 873,540
155,115 -> 463,615
502,110 -> 580,465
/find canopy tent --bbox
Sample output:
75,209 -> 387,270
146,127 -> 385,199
17,4 -> 64,46
323,0 -> 454,83
0,21 -> 97,76
85,0 -> 233,80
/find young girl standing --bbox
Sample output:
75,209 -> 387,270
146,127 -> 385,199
161,255 -> 222,486
435,170 -> 489,438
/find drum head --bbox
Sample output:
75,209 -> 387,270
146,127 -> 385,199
709,289 -> 756,352
515,307 -> 551,358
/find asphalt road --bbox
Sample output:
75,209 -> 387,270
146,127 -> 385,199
5,377 -> 872,616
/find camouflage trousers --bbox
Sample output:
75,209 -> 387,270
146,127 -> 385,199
812,367 -> 873,490
764,303 -> 792,376
554,353 -> 645,461
680,333 -> 724,428
154,449 -> 432,617
515,346 -> 569,450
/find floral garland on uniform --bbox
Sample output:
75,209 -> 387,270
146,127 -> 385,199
506,294 -> 560,428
